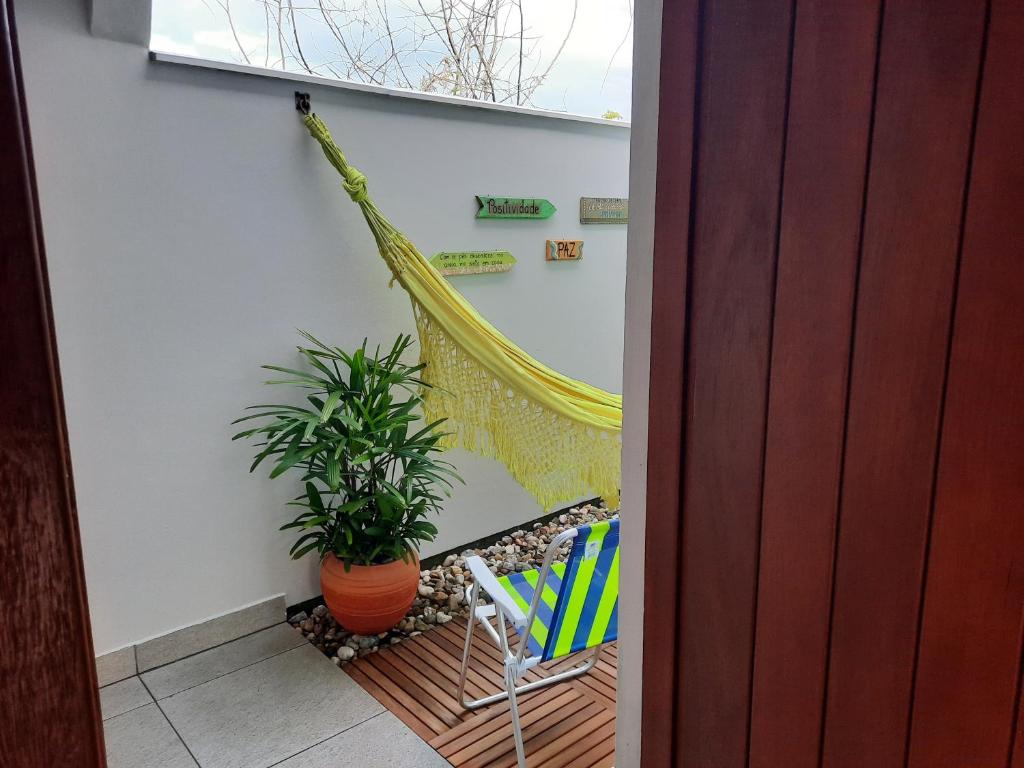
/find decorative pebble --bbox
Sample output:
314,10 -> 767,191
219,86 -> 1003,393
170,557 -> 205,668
287,502 -> 615,667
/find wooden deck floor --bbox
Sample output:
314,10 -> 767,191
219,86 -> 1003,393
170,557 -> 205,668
345,617 -> 617,767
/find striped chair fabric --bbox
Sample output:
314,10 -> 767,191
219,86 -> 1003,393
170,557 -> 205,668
495,519 -> 620,662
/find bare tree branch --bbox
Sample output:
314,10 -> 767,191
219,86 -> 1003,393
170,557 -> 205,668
601,0 -> 633,90
209,0 -> 592,107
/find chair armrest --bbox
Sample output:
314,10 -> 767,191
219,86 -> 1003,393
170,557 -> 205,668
465,555 -> 526,624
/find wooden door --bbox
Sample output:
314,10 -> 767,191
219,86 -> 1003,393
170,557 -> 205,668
0,1 -> 107,765
641,1 -> 1024,765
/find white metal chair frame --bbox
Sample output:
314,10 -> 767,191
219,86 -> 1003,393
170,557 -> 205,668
456,527 -> 607,768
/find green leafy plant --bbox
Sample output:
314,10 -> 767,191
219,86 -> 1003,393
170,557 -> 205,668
233,332 -> 461,566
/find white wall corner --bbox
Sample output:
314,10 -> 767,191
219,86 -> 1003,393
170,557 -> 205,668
89,0 -> 150,46
616,0 -> 664,765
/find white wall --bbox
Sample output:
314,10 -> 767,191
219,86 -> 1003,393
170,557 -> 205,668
14,0 -> 629,654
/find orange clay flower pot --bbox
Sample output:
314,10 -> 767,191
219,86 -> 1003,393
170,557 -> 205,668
320,551 -> 420,634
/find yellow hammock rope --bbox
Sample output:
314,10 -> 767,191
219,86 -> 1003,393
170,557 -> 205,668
304,114 -> 622,510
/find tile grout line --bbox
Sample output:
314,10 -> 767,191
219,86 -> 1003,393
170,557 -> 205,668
102,698 -> 156,724
148,637 -> 309,702
140,676 -> 205,768
137,618 -> 293,675
262,711 -> 390,768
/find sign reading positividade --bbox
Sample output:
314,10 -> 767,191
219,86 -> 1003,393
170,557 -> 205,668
580,197 -> 629,224
545,240 -> 583,261
429,251 -> 517,276
476,196 -> 556,219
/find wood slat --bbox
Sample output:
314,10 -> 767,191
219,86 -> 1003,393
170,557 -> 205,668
821,2 -> 988,766
1015,691 -> 1024,768
571,739 -> 617,768
488,703 -> 611,768
346,618 -> 617,767
905,1 -> 1024,763
540,712 -> 616,768
457,697 -> 593,768
345,662 -> 438,742
748,1 -> 879,766
570,679 -> 616,712
373,646 -> 469,721
675,0 -> 794,763
641,0 -> 701,762
357,655 -> 452,735
432,689 -> 578,755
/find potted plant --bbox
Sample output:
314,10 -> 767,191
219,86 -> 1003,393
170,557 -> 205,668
233,332 -> 461,634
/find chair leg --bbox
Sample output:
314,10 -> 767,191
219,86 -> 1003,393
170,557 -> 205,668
456,583 -> 477,708
505,658 -> 527,768
461,641 -> 604,710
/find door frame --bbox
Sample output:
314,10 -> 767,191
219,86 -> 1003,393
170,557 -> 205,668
0,1 -> 106,765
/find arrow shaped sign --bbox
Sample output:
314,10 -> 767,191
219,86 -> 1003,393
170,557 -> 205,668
476,196 -> 556,219
429,250 -> 517,276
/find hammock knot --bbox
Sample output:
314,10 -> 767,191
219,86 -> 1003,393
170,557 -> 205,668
342,167 -> 369,203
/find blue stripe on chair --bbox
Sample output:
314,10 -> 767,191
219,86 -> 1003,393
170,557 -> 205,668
569,529 -> 620,653
543,526 -> 591,660
506,572 -> 534,606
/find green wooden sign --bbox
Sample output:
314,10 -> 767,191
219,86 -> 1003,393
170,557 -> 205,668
429,250 -> 517,276
580,197 -> 629,224
476,196 -> 556,219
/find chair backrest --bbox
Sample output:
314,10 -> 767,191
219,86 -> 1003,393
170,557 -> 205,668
540,519 -> 620,661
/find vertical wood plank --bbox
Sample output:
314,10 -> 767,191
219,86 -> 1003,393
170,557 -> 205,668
675,0 -> 794,763
1015,677 -> 1024,768
0,1 -> 106,766
748,2 -> 880,766
641,0 -> 701,763
821,2 -> 988,766
906,0 -> 1024,763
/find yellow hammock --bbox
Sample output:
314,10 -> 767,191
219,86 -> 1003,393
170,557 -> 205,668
303,114 -> 622,510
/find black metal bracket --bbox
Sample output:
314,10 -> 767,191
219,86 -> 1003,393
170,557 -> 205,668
295,91 -> 311,115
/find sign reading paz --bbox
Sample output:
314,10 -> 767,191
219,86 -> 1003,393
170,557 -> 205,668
580,197 -> 628,224
546,240 -> 583,261
476,196 -> 556,219
429,251 -> 517,276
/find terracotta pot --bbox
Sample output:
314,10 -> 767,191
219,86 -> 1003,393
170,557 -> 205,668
320,551 -> 420,634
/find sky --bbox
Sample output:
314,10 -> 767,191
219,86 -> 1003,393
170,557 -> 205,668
151,0 -> 634,119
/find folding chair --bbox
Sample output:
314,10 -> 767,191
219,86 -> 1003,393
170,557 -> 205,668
457,519 -> 620,768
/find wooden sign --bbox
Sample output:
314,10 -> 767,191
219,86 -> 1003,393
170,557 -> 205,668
429,250 -> 516,276
580,197 -> 628,224
545,240 -> 583,261
476,196 -> 556,219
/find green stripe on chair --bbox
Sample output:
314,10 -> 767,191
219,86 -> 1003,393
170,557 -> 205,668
585,548 -> 620,648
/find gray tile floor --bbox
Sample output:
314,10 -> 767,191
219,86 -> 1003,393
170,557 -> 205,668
100,624 -> 450,768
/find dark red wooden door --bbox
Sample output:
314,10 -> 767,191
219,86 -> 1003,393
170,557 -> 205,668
642,1 -> 1024,766
0,1 -> 106,765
